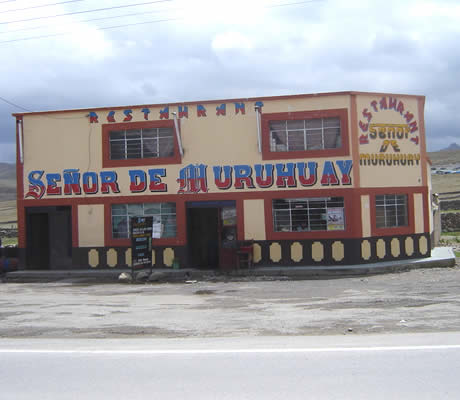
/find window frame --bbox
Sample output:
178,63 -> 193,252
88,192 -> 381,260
261,108 -> 350,160
375,194 -> 408,229
370,190 -> 414,236
111,202 -> 177,240
102,120 -> 181,168
272,196 -> 345,233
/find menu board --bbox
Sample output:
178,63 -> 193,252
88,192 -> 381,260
130,216 -> 153,270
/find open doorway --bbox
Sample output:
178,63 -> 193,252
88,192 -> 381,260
186,201 -> 237,269
26,206 -> 72,270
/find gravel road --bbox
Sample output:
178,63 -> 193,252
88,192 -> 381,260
2,265 -> 460,338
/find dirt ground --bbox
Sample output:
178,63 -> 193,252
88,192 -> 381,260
2,265 -> 460,338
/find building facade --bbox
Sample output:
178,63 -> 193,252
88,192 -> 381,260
14,91 -> 432,270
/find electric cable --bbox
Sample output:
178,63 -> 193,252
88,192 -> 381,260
0,0 -> 85,14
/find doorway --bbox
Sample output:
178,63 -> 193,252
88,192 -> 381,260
186,201 -> 237,269
26,206 -> 72,270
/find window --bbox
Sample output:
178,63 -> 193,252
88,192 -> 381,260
109,127 -> 174,160
270,117 -> 341,152
112,202 -> 176,239
261,109 -> 349,160
375,194 -> 408,228
273,197 -> 345,232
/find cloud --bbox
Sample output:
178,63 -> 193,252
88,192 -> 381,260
1,0 -> 460,163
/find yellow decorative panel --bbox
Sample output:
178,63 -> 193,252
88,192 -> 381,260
152,250 -> 156,266
361,195 -> 371,238
107,248 -> 117,268
391,238 -> 400,258
405,237 -> 414,256
125,248 -> 132,267
88,249 -> 99,268
243,199 -> 266,240
312,242 -> 324,262
419,236 -> 428,255
290,242 -> 303,263
253,243 -> 262,263
78,204 -> 104,247
269,243 -> 282,263
414,193 -> 424,234
361,240 -> 371,260
376,239 -> 386,259
332,241 -> 344,262
164,248 -> 175,267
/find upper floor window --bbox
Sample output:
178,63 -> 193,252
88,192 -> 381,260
261,108 -> 349,160
102,120 -> 181,168
270,117 -> 341,152
273,196 -> 345,232
375,194 -> 408,228
109,128 -> 174,160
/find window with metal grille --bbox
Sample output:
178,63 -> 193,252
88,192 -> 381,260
375,194 -> 408,228
269,117 -> 341,152
111,202 -> 176,239
109,127 -> 174,160
272,197 -> 345,232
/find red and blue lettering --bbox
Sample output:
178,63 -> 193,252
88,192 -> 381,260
82,172 -> 98,194
63,169 -> 81,195
275,163 -> 296,187
178,105 -> 188,118
107,111 -> 116,122
100,171 -> 120,194
336,160 -> 352,185
46,173 -> 61,195
141,108 -> 150,120
320,161 -> 339,185
129,170 -> 147,193
213,166 -> 232,190
25,170 -> 46,199
197,105 -> 207,117
254,164 -> 274,188
89,112 -> 98,123
148,168 -> 167,192
216,104 -> 226,116
297,162 -> 317,186
234,165 -> 255,189
160,106 -> 169,119
235,102 -> 245,115
123,109 -> 133,122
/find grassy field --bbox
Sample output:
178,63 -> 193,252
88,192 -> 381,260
428,149 -> 460,166
431,173 -> 460,194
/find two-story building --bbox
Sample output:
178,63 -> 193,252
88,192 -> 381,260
14,91 -> 432,270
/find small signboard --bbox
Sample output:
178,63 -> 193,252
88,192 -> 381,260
327,208 -> 345,231
130,216 -> 153,274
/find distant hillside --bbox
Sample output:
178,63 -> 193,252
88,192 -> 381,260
428,149 -> 460,166
0,162 -> 16,201
441,143 -> 460,152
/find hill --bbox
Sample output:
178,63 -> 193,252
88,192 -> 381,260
428,149 -> 460,166
0,162 -> 16,202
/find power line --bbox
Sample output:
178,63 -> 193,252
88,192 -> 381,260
0,0 -> 85,14
0,0 -> 173,25
0,16 -> 179,43
1,7 -> 168,34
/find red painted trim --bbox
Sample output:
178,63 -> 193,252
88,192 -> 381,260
263,188 -> 360,240
102,120 -> 181,168
236,199 -> 245,240
367,187 -> 420,237
72,204 -> 79,247
422,186 -> 430,233
12,92 -> 424,118
418,97 -> 427,188
261,109 -> 350,160
16,116 -> 26,249
350,95 -> 361,188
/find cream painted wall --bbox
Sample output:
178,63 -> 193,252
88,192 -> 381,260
361,195 -> 371,237
22,94 -> 354,198
78,204 -> 105,246
243,199 -> 266,240
413,193 -> 424,234
356,94 -> 423,188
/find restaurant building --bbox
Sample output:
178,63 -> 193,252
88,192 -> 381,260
14,91 -> 432,270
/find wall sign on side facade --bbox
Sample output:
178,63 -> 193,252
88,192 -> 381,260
24,160 -> 353,199
358,96 -> 420,167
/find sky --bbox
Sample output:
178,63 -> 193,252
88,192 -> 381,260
1,0 -> 459,163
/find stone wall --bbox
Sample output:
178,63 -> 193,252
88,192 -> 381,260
441,212 -> 460,232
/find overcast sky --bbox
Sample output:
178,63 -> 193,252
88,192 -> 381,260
1,0 -> 459,163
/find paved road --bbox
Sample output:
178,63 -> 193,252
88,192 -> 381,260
1,266 -> 460,337
2,333 -> 460,399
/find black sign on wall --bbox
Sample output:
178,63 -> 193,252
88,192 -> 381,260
130,216 -> 153,272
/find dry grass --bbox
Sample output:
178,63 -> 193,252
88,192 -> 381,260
0,200 -> 17,224
431,174 -> 460,194
428,150 -> 460,166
